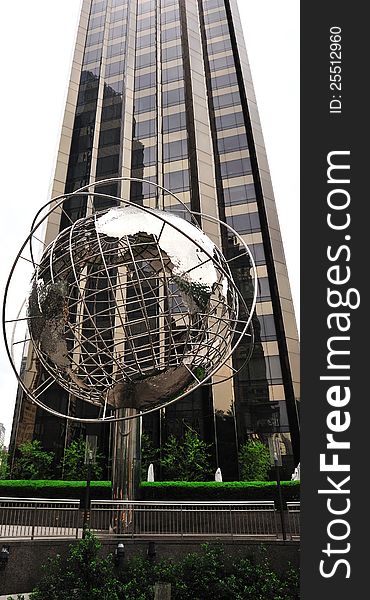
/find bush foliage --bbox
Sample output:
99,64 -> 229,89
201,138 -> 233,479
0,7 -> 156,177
12,441 -> 55,480
140,480 -> 300,503
0,479 -> 111,500
9,532 -> 299,600
238,440 -> 271,481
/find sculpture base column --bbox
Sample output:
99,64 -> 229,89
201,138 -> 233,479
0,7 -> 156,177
112,408 -> 141,501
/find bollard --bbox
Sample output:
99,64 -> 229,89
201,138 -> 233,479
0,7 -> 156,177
154,582 -> 171,599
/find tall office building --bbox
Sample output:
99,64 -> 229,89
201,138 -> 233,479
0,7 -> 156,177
10,0 -> 299,479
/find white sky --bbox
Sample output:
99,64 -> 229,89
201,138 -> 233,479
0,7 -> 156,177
0,0 -> 299,445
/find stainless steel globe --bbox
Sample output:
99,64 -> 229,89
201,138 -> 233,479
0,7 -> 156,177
3,178 -> 257,423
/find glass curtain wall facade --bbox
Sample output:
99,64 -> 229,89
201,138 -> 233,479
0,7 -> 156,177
10,0 -> 300,479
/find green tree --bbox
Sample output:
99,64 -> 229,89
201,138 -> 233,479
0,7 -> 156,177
141,433 -> 160,481
13,440 -> 54,480
238,439 -> 271,481
160,429 -> 212,481
61,438 -> 103,480
29,531 -> 120,600
0,447 -> 9,479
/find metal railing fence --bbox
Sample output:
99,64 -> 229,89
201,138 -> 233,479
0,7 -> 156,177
287,502 -> 300,539
90,500 -> 277,538
0,497 -> 81,539
0,498 -> 300,540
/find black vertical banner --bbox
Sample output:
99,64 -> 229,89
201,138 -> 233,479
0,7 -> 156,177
301,2 -> 369,597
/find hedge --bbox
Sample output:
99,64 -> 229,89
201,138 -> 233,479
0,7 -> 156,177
0,480 -> 112,500
140,480 -> 300,503
0,480 -> 300,503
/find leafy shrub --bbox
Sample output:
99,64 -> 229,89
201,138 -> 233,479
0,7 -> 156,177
0,480 -> 111,500
61,438 -> 103,480
140,480 -> 300,503
0,448 -> 8,479
29,531 -> 120,600
239,440 -> 271,481
10,534 -> 299,600
159,429 -> 212,481
12,441 -> 55,480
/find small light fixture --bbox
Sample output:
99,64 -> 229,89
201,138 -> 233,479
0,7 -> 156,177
114,542 -> 125,568
147,541 -> 156,563
0,546 -> 9,570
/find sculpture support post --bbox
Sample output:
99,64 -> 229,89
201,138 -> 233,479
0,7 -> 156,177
112,408 -> 141,501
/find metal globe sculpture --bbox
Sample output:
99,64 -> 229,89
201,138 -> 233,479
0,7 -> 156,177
3,178 -> 257,423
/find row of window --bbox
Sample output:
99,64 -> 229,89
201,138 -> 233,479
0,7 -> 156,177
133,112 -> 188,139
226,211 -> 260,234
215,111 -> 244,130
218,133 -> 248,154
220,157 -> 251,179
224,183 -> 256,205
131,139 -> 188,170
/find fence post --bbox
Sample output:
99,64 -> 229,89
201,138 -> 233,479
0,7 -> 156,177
154,583 -> 171,600
31,504 -> 37,540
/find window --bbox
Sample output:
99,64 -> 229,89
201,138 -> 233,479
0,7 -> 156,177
162,26 -> 181,43
218,133 -> 248,154
109,24 -> 126,39
136,32 -> 155,48
107,41 -> 125,58
163,112 -> 186,133
164,170 -> 190,192
137,16 -> 155,31
162,65 -> 183,83
91,1 -> 107,14
132,145 -> 157,168
213,91 -> 241,110
89,14 -> 105,29
77,84 -> 99,106
163,139 -> 188,162
162,87 -> 185,106
131,175 -> 157,201
208,38 -> 232,55
99,127 -> 120,147
226,212 -> 260,234
86,31 -> 104,46
162,43 -> 182,62
83,48 -> 102,65
221,157 -> 252,179
138,0 -> 155,14
105,60 -> 124,77
215,111 -> 244,130
266,356 -> 282,381
257,277 -> 271,301
204,9 -> 227,25
135,72 -> 156,90
136,52 -> 156,69
134,94 -> 156,113
224,183 -> 256,205
210,54 -> 235,71
247,242 -> 265,265
257,315 -> 277,341
211,71 -> 238,89
205,23 -> 229,39
204,0 -> 224,8
133,118 -> 157,138
111,8 -> 127,22
96,154 -> 119,176
162,9 -> 180,24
